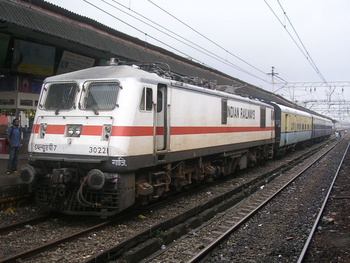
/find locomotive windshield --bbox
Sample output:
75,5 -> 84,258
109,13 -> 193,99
43,83 -> 78,110
82,82 -> 120,111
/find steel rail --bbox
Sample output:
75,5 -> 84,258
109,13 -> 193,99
188,141 -> 340,263
0,177 -> 214,263
297,140 -> 350,263
91,141 -> 336,262
0,140 -> 338,263
0,219 -> 115,263
0,215 -> 50,235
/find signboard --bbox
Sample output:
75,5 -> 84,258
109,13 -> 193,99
57,51 -> 95,75
12,40 -> 55,76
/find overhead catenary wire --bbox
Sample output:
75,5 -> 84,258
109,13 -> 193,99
83,0 -> 212,68
277,0 -> 329,87
132,1 -> 344,118
102,0 -> 266,81
147,0 -> 268,76
85,0 -> 270,84
264,0 -> 329,87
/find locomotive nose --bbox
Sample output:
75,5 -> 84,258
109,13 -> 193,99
20,164 -> 36,184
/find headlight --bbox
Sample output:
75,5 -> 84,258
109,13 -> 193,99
66,124 -> 82,137
75,126 -> 82,135
40,123 -> 47,138
68,127 -> 74,135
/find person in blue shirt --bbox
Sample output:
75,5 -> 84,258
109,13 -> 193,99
6,118 -> 23,175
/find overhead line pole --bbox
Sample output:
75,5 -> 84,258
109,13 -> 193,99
267,66 -> 277,93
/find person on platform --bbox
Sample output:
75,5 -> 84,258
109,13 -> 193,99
6,118 -> 22,175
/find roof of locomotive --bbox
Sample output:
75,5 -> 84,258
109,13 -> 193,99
45,65 -> 158,82
44,64 -> 274,108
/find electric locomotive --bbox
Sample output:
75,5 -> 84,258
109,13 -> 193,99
20,61 -> 276,217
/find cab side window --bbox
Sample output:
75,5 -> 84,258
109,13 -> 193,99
140,87 -> 153,111
221,99 -> 227,124
260,108 -> 266,128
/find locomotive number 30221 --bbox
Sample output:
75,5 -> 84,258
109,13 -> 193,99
89,147 -> 108,154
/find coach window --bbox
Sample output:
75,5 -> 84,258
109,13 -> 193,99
140,87 -> 153,111
260,108 -> 266,128
221,99 -> 227,124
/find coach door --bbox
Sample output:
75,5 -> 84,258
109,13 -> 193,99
155,84 -> 168,152
285,113 -> 290,145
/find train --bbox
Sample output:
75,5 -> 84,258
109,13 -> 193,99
20,60 -> 333,217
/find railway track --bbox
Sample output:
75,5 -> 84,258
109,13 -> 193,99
95,139 -> 339,263
303,138 -> 350,262
143,139 -> 347,263
0,215 -> 50,235
0,138 -> 339,263
297,141 -> 350,263
0,216 -> 115,263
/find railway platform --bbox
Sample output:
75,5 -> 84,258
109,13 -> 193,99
0,154 -> 28,185
0,154 -> 33,211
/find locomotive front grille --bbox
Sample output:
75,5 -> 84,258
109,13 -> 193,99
36,184 -> 120,216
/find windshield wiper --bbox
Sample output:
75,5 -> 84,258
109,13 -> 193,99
91,107 -> 99,115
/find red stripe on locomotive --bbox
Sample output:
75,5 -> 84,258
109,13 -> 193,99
32,125 -> 273,136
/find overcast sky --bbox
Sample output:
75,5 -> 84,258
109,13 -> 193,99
44,0 -> 350,121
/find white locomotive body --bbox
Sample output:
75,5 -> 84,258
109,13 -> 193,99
22,64 -> 276,217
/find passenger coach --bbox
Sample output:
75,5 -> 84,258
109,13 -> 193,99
271,103 -> 332,156
312,115 -> 333,141
272,103 -> 312,155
